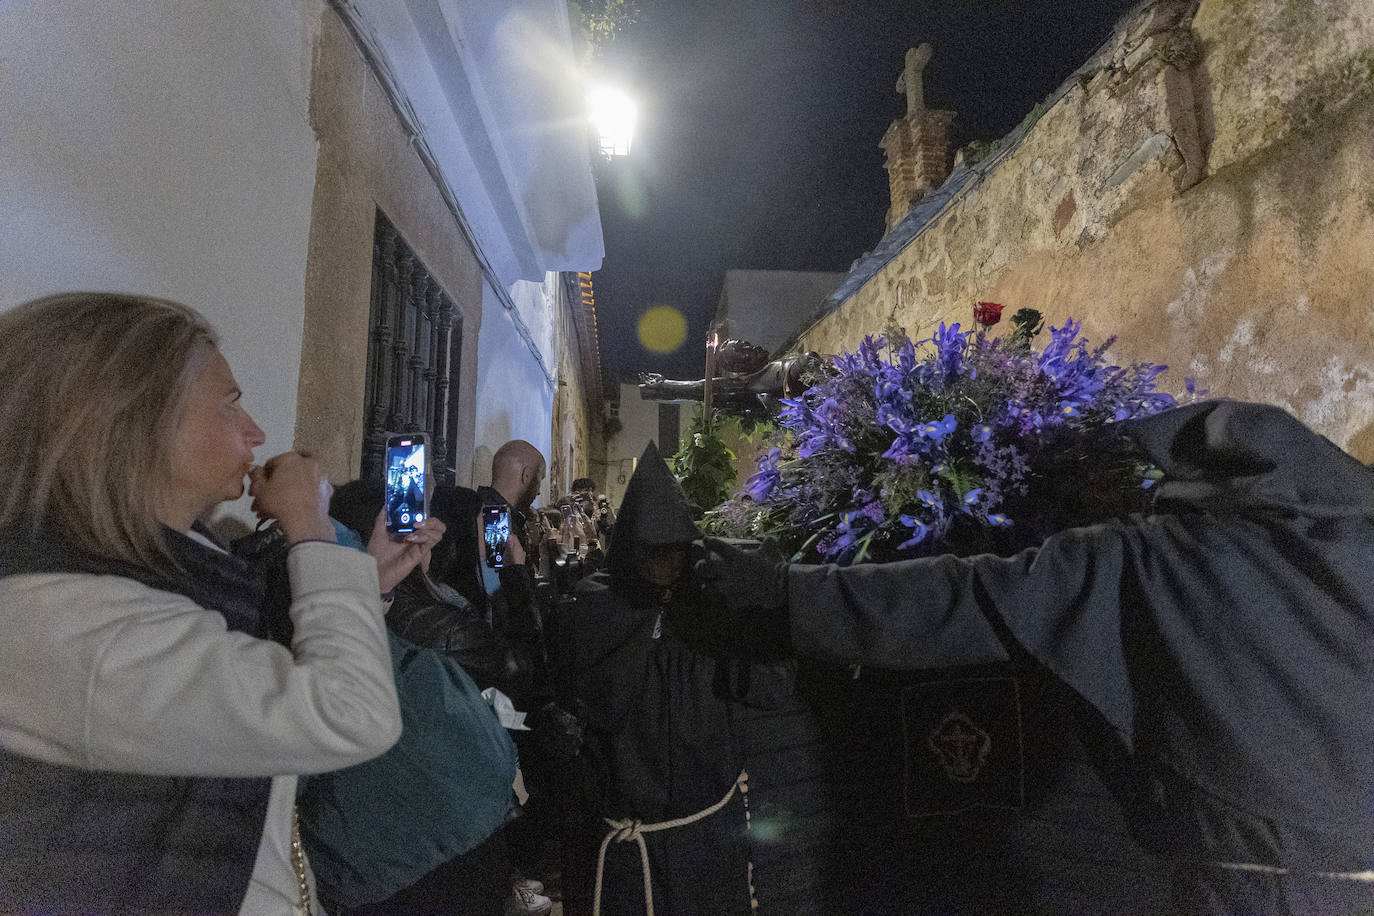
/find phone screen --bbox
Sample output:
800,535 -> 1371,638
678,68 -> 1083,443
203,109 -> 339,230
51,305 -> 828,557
385,437 -> 427,534
482,504 -> 511,569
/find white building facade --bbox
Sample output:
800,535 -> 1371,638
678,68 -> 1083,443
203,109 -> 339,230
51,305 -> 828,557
1,0 -> 605,524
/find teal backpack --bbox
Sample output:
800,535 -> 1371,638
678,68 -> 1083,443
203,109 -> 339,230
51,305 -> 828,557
294,522 -> 518,906
297,631 -> 518,906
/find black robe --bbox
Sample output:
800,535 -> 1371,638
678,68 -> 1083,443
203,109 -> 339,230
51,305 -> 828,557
785,401 -> 1374,913
561,443 -> 763,915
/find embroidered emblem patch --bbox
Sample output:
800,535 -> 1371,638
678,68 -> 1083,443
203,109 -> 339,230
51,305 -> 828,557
927,711 -> 992,783
901,676 -> 1025,817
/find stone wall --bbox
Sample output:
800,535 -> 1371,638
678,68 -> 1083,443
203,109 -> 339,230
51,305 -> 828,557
798,0 -> 1374,459
297,2 -> 484,484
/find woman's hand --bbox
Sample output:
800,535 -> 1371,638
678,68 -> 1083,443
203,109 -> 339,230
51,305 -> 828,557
368,511 -> 445,593
248,453 -> 335,544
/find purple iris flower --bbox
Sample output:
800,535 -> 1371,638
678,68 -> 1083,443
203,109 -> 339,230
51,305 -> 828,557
881,434 -> 923,465
817,512 -> 863,560
877,403 -> 911,434
745,448 -> 782,501
971,423 -> 993,443
920,413 -> 957,441
930,322 -> 967,381
895,337 -> 917,373
896,514 -> 929,549
874,364 -> 905,402
830,500 -> 879,560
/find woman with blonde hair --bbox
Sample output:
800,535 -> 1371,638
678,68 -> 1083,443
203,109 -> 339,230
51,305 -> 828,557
0,292 -> 435,913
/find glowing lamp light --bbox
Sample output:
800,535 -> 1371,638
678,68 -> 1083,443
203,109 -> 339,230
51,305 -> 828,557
587,84 -> 637,157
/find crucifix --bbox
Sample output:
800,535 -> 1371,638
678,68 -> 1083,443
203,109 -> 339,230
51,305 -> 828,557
895,42 -> 933,118
703,329 -> 719,432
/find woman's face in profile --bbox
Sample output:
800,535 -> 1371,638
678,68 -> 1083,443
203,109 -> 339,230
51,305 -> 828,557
167,349 -> 267,514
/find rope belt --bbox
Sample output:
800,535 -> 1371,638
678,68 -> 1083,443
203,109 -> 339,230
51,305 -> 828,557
593,769 -> 754,916
1211,861 -> 1374,882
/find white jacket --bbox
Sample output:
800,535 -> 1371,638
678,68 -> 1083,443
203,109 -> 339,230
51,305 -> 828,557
0,540 -> 402,914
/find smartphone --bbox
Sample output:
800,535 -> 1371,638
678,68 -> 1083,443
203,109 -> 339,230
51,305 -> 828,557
482,504 -> 512,569
384,433 -> 429,536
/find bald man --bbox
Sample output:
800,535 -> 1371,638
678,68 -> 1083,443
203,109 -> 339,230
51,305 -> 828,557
486,440 -> 547,524
477,442 -> 557,904
475,441 -> 546,630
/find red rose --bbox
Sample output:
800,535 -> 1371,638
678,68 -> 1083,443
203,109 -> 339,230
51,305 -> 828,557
973,301 -> 1004,327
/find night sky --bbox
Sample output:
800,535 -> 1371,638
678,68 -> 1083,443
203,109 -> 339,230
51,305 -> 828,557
589,0 -> 1139,382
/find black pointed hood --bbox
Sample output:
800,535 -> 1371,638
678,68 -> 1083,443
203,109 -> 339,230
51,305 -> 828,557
1121,400 -> 1374,519
604,442 -> 701,593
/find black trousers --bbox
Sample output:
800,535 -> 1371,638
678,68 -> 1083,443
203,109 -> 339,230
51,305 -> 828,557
325,827 -> 509,916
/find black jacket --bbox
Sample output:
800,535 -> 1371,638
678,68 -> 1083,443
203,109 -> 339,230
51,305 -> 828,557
385,579 -> 531,697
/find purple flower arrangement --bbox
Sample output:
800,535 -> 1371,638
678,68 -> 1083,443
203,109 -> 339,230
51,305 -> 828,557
713,313 -> 1182,565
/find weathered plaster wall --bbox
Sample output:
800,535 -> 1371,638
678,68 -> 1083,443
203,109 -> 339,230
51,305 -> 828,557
469,280 -> 554,489
0,0 -> 319,526
471,272 -> 597,510
799,0 -> 1374,459
298,3 -> 484,485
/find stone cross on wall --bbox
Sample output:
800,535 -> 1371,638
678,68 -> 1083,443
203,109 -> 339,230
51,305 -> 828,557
895,43 -> 934,118
881,40 -> 953,231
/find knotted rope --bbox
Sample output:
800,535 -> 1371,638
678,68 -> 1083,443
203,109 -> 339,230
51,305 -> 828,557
593,769 -> 755,916
1211,861 -> 1374,882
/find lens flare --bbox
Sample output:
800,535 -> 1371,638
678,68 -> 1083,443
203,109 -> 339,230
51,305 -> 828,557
637,306 -> 687,353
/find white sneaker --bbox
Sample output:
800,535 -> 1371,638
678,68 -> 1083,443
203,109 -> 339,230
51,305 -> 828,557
512,876 -> 545,895
504,882 -> 552,916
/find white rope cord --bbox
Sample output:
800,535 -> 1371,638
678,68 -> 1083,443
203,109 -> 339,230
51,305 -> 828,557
593,769 -> 755,916
1211,861 -> 1374,882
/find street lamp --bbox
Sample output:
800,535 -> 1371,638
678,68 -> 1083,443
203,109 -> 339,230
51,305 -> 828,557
586,83 -> 636,157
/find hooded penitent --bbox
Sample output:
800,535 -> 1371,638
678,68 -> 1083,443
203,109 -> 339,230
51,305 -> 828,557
602,441 -> 702,602
559,443 -> 758,916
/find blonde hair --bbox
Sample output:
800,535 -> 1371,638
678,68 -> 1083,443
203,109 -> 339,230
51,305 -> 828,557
0,292 -> 219,571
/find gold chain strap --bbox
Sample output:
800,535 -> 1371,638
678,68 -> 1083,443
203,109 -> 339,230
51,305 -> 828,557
290,804 -> 313,915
